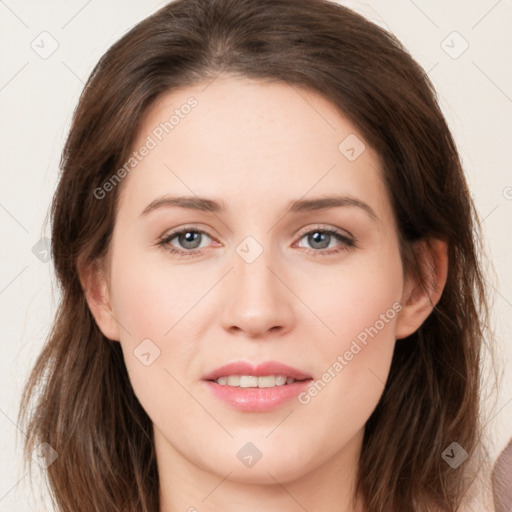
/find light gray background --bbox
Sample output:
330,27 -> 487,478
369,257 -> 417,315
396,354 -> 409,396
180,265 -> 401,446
1,1 -> 511,510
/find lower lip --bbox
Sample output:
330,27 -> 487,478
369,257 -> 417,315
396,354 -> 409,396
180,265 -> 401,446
203,379 -> 313,412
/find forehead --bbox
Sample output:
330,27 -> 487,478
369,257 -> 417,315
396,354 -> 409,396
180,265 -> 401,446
117,76 -> 392,224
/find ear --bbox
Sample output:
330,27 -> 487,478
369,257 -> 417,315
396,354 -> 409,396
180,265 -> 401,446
78,258 -> 121,341
395,237 -> 449,340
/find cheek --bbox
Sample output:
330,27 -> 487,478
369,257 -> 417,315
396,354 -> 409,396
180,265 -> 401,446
109,231 -> 403,382
108,245 -> 208,338
107,253 -> 200,428
311,245 -> 403,355
297,245 -> 403,421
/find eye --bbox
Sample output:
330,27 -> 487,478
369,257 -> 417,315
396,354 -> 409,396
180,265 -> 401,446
158,227 -> 213,257
294,225 -> 356,256
157,225 -> 357,257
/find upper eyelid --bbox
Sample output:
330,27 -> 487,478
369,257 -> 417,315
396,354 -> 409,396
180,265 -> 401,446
162,223 -> 352,238
296,223 -> 353,239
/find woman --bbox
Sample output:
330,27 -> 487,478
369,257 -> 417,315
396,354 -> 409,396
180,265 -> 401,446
19,0 -> 498,510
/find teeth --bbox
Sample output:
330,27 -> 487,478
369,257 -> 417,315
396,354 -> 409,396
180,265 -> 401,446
275,375 -> 286,386
258,376 -> 278,388
240,376 -> 258,388
227,376 -> 240,386
214,375 -> 297,388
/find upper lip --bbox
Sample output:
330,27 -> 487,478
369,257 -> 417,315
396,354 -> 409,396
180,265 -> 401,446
202,361 -> 313,381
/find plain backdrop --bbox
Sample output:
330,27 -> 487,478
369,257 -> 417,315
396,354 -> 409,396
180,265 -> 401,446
0,1 -> 511,510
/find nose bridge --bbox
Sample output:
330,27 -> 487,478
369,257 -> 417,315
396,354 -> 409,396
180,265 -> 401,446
236,238 -> 276,294
220,232 -> 294,336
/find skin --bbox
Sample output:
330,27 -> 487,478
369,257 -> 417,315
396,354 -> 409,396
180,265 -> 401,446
81,76 -> 448,512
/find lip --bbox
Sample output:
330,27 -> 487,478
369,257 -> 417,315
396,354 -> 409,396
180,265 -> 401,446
202,360 -> 313,413
204,380 -> 312,412
202,360 -> 313,381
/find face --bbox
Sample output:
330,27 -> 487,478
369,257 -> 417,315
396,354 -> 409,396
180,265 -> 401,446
93,76 -> 412,486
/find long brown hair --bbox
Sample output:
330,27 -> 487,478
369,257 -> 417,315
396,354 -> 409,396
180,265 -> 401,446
19,0 -> 497,510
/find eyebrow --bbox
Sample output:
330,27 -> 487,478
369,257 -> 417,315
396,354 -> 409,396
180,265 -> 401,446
140,194 -> 379,222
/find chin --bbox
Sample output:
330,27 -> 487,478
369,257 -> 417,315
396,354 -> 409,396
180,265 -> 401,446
200,440 -> 320,485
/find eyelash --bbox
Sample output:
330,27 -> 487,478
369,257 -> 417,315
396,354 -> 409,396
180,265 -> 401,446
157,225 -> 357,258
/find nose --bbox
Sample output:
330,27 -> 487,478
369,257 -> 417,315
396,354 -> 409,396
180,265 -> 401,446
220,245 -> 295,339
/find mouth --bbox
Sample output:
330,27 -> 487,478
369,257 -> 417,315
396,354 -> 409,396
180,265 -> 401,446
202,360 -> 313,412
207,374 -> 311,388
